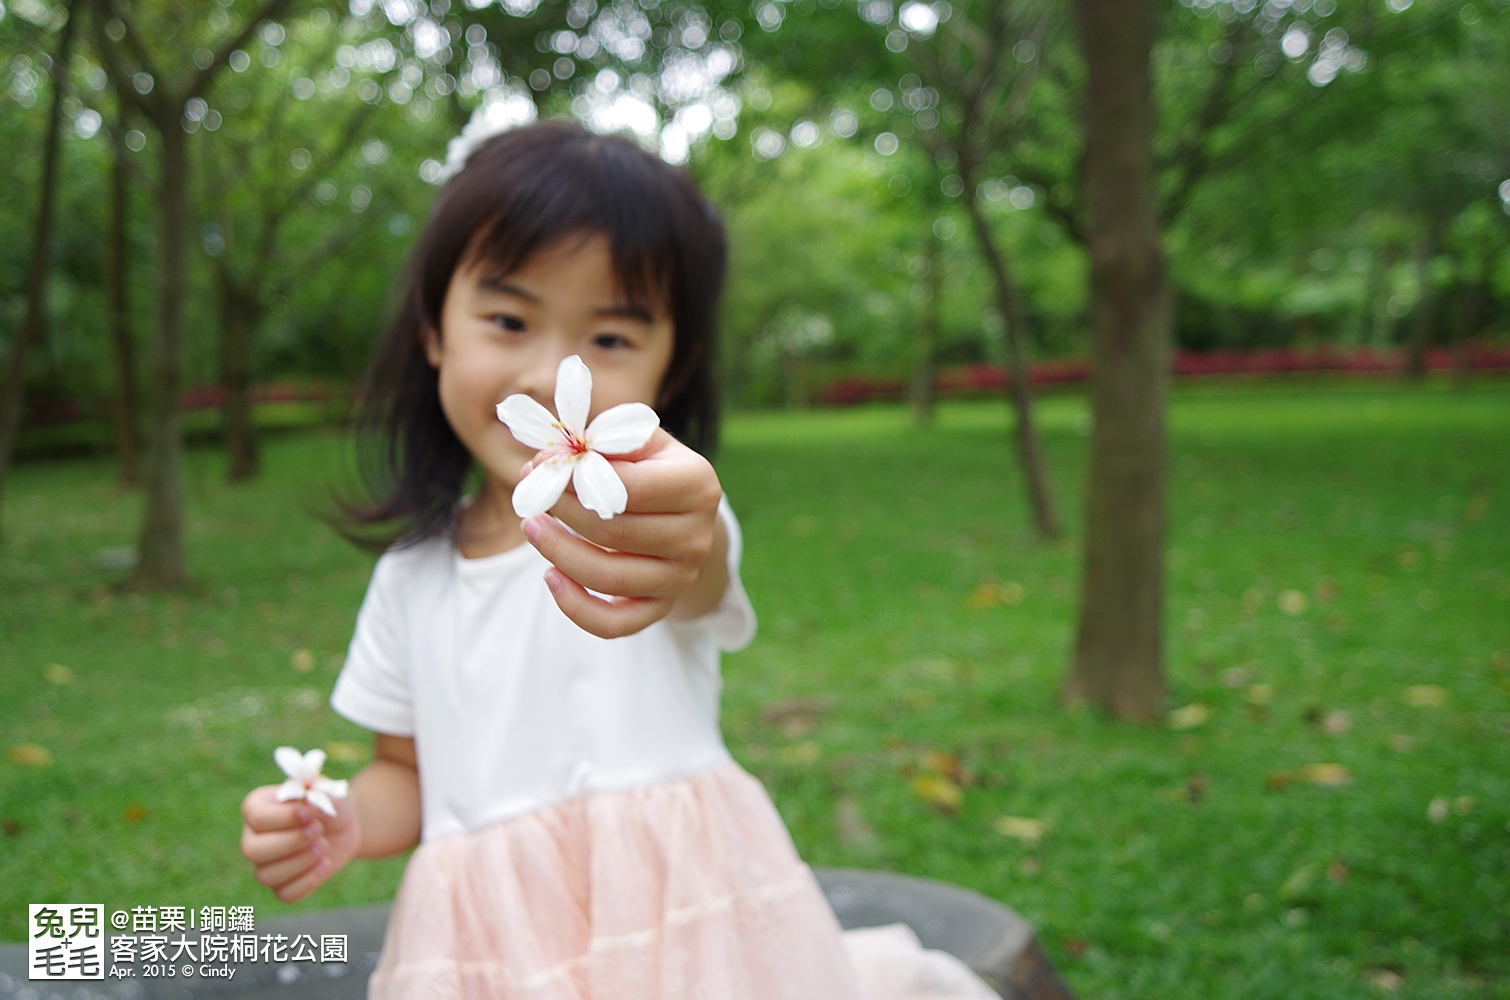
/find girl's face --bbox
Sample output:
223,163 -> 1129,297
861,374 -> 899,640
426,231 -> 674,497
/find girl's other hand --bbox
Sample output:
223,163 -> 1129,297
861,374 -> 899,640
240,785 -> 362,903
522,428 -> 728,639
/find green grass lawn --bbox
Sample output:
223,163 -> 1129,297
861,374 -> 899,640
2,384 -> 1507,999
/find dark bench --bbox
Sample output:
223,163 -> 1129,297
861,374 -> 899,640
0,868 -> 1073,999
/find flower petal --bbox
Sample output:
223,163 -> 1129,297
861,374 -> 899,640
554,356 -> 592,436
315,777 -> 349,800
275,780 -> 307,802
585,402 -> 659,455
497,394 -> 562,450
306,789 -> 338,817
511,459 -> 575,518
302,748 -> 327,778
572,450 -> 628,519
274,746 -> 306,780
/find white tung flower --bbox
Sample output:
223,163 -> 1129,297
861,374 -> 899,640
274,747 -> 348,818
496,355 -> 660,520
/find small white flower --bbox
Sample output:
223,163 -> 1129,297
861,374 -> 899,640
274,747 -> 348,818
496,355 -> 660,520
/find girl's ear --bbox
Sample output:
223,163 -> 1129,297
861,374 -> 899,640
421,322 -> 443,369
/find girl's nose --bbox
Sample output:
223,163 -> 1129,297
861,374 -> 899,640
516,347 -> 571,413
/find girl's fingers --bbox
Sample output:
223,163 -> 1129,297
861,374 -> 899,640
241,824 -> 316,865
544,569 -> 674,639
610,446 -> 721,515
254,847 -> 325,893
241,785 -> 304,833
552,430 -> 719,516
545,504 -> 703,560
524,516 -> 696,598
271,855 -> 335,904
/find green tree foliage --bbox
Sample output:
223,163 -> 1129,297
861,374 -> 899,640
3,0 -> 1509,570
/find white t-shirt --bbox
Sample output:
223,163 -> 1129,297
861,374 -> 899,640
331,496 -> 757,843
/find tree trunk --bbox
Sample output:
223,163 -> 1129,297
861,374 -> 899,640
134,123 -> 190,588
961,188 -> 1062,540
0,1 -> 78,542
1405,218 -> 1441,381
1371,245 -> 1398,348
1063,0 -> 1170,722
909,233 -> 941,429
108,104 -> 141,483
1450,281 -> 1483,392
220,284 -> 260,480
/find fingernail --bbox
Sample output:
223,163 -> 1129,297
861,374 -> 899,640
544,570 -> 563,595
519,460 -> 534,477
523,517 -> 542,544
317,858 -> 332,877
311,838 -> 325,858
304,822 -> 319,841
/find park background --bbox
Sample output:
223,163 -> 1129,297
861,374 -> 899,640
1,0 -> 1508,997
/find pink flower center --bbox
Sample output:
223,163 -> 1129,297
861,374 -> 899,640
544,423 -> 588,460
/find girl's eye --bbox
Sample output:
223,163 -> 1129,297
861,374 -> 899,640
493,314 -> 526,332
592,333 -> 630,349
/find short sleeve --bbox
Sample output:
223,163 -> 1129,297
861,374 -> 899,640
699,495 -> 758,652
330,553 -> 416,736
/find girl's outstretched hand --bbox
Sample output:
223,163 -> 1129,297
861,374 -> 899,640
240,785 -> 362,903
521,427 -> 728,639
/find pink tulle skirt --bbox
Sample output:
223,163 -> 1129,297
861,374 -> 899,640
368,761 -> 999,1000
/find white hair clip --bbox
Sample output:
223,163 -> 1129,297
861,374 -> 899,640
439,92 -> 539,181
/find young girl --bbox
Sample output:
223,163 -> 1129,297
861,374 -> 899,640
240,122 -> 998,1000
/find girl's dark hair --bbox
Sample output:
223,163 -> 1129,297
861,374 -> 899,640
338,121 -> 727,551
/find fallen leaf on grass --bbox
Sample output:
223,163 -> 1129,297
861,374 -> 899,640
1329,860 -> 1349,883
1267,763 -> 1351,789
1322,710 -> 1351,735
1061,936 -> 1087,958
291,649 -> 316,674
778,741 -> 821,766
835,796 -> 880,853
1388,734 -> 1415,753
1167,703 -> 1210,731
1365,969 -> 1403,993
1427,797 -> 1449,823
920,748 -> 970,785
1185,773 -> 1210,803
1278,862 -> 1318,901
43,663 -> 74,685
1296,763 -> 1351,787
761,697 -> 827,725
910,773 -> 962,814
993,815 -> 1050,844
122,803 -> 147,824
2,817 -> 21,837
1403,685 -> 1448,708
1278,590 -> 1309,615
1247,683 -> 1273,706
9,744 -> 52,767
965,579 -> 1025,609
